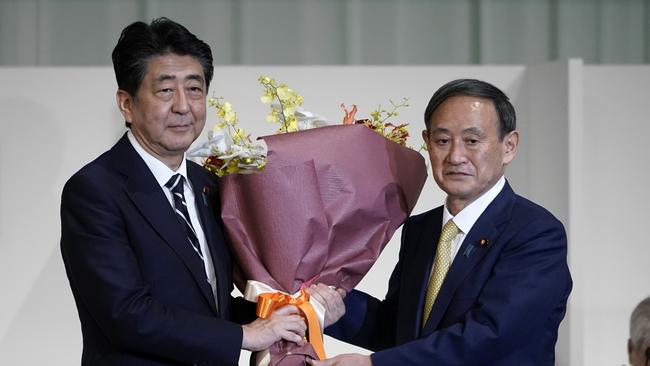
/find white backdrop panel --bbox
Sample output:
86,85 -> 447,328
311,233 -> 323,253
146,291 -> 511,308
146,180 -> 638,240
0,64 -> 590,365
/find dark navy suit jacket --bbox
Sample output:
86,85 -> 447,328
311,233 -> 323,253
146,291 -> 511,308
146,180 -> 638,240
61,134 -> 254,365
327,182 -> 572,365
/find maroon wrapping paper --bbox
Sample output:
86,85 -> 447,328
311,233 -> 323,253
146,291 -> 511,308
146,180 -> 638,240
262,342 -> 318,366
220,124 -> 427,293
219,124 -> 427,364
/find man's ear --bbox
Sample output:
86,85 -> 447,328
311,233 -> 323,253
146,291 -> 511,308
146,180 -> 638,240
502,129 -> 519,165
628,339 -> 634,364
116,90 -> 134,124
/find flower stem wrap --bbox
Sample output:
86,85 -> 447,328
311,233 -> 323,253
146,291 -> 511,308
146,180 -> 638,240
245,280 -> 327,365
256,291 -> 325,360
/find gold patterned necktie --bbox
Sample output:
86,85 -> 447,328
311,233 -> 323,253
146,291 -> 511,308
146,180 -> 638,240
422,219 -> 460,327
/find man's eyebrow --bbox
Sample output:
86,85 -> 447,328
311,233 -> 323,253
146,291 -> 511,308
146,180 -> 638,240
462,127 -> 485,135
429,127 -> 486,136
153,74 -> 175,83
430,127 -> 450,134
185,74 -> 205,84
153,74 -> 205,84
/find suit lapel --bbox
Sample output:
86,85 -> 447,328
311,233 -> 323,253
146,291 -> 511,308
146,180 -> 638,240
187,163 -> 231,318
109,135 -> 218,314
422,183 -> 515,334
396,208 -> 443,342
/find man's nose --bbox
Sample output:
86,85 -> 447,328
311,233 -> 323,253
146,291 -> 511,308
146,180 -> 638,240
172,90 -> 190,114
446,141 -> 467,164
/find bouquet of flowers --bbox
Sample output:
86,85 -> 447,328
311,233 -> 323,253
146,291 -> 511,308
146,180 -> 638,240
190,77 -> 427,366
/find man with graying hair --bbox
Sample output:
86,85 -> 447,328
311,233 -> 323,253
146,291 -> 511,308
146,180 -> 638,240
308,79 -> 572,365
629,297 -> 650,366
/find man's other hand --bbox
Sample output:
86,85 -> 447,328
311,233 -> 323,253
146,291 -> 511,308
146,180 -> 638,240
241,305 -> 307,351
307,284 -> 347,328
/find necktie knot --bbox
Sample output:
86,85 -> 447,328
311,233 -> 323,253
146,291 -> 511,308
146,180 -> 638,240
165,174 -> 184,194
440,219 -> 460,244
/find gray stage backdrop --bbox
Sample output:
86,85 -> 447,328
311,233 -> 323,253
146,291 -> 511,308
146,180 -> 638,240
1,62 -> 649,365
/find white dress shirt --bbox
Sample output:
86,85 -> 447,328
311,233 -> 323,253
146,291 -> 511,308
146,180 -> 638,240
127,131 -> 218,304
440,176 -> 506,265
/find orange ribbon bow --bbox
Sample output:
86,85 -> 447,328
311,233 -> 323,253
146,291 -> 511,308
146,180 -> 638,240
256,290 -> 326,360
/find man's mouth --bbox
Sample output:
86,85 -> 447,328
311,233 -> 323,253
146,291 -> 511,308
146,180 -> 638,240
169,123 -> 192,130
445,171 -> 471,177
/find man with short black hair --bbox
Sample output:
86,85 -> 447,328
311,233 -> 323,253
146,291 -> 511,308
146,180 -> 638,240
61,17 -> 305,365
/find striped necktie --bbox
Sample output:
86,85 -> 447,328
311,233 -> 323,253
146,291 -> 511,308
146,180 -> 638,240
422,219 -> 459,327
165,174 -> 204,260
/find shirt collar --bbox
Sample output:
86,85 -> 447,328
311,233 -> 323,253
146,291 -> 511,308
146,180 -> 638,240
443,176 -> 506,234
127,130 -> 189,188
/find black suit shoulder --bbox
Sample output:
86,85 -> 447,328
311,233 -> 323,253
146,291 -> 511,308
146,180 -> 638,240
61,150 -> 125,210
511,193 -> 563,225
